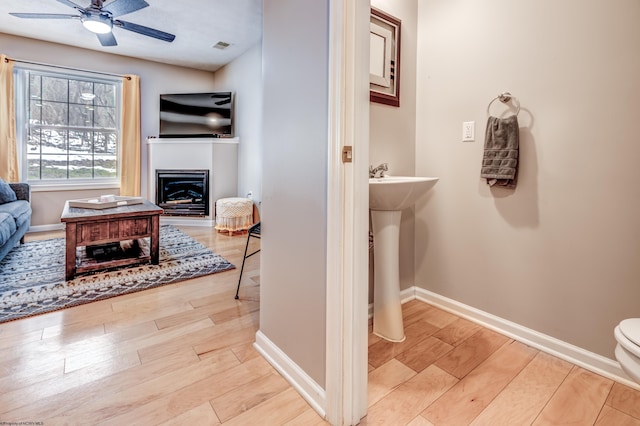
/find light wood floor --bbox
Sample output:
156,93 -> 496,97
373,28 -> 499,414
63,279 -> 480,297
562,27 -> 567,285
365,300 -> 640,425
1,226 -> 639,425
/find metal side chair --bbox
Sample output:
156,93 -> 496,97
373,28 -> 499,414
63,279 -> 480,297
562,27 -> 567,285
235,221 -> 261,299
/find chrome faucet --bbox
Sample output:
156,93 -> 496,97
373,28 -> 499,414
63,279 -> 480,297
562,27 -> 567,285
369,163 -> 388,178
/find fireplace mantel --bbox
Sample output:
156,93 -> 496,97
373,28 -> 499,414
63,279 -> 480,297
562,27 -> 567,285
147,137 -> 239,226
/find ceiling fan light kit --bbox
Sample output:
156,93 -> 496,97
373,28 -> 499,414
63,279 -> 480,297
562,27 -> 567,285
81,12 -> 113,34
9,0 -> 176,46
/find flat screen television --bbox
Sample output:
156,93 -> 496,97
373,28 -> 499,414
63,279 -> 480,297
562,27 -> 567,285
159,92 -> 233,138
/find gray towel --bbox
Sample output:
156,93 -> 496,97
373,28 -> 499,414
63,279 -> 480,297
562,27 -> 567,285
480,115 -> 519,188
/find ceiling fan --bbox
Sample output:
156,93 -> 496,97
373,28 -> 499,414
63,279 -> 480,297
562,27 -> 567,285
9,0 -> 176,47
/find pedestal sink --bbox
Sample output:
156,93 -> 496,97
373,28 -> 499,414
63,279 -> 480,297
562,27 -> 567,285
370,176 -> 439,342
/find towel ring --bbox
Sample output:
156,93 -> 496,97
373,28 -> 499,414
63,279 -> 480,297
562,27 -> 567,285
487,92 -> 520,117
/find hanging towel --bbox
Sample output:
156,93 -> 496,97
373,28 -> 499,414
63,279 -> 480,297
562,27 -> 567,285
480,115 -> 519,188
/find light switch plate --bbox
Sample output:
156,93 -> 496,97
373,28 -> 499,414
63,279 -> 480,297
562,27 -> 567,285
462,121 -> 475,142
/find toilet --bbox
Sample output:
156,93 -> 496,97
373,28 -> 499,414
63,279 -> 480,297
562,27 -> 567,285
614,318 -> 640,383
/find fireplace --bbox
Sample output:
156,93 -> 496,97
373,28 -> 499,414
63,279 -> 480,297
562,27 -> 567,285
156,169 -> 209,216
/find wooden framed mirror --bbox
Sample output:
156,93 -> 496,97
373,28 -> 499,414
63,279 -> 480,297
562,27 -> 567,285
370,8 -> 401,107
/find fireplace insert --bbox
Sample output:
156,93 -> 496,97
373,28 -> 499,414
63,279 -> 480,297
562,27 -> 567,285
156,169 -> 209,216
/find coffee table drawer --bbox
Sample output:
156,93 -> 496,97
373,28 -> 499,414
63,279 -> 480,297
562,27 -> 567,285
77,218 -> 151,244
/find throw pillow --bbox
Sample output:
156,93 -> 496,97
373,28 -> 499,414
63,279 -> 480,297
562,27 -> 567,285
0,177 -> 17,204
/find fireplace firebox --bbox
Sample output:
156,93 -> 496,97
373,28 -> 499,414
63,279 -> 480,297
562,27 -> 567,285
156,169 -> 209,216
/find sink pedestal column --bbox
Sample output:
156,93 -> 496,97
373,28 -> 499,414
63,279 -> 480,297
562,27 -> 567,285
371,209 -> 406,342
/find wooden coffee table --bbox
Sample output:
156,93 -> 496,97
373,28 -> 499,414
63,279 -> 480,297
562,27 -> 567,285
61,199 -> 164,280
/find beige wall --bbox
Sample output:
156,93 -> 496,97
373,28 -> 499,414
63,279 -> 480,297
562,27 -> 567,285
0,33 -> 216,227
414,0 -> 640,359
260,0 -> 328,387
369,0 -> 418,296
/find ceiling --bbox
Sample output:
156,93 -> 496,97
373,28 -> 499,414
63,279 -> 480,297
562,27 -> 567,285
0,0 -> 263,72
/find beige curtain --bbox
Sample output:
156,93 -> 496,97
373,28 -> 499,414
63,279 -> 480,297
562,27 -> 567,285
0,55 -> 18,182
120,74 -> 141,196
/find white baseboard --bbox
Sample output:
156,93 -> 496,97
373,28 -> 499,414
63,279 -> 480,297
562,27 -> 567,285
254,331 -> 327,418
28,224 -> 65,233
409,287 -> 640,391
159,217 -> 214,227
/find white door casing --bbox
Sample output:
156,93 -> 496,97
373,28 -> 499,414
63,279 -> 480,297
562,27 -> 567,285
325,0 -> 370,424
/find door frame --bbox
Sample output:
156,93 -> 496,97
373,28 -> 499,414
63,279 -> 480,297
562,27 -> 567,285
325,0 -> 370,424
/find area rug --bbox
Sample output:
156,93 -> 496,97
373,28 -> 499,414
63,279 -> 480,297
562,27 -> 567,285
0,225 -> 234,324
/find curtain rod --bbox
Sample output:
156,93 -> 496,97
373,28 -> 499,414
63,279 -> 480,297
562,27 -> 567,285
4,57 -> 131,80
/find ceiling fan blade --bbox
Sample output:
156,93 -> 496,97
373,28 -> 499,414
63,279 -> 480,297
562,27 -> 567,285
97,32 -> 118,47
114,20 -> 175,42
9,13 -> 79,20
102,0 -> 149,17
55,0 -> 85,11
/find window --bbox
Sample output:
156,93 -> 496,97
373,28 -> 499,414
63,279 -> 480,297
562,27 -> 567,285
14,66 -> 122,187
